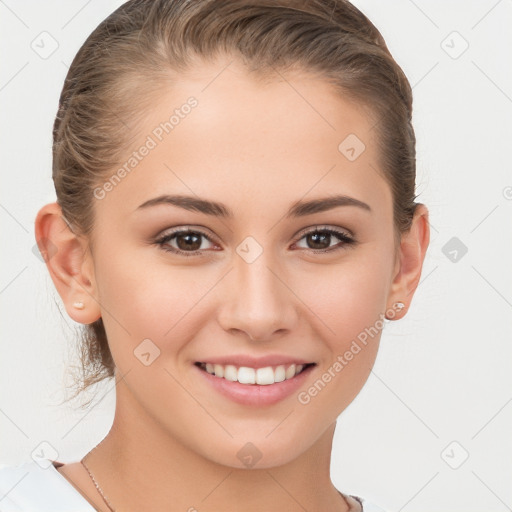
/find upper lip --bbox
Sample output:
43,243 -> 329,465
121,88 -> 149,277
196,355 -> 315,368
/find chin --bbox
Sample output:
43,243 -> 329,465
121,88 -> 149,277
195,431 -> 316,470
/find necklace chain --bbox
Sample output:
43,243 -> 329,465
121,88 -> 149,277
80,444 -> 116,512
79,444 -> 357,512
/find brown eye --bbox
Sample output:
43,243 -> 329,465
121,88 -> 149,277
294,227 -> 355,253
306,232 -> 331,250
155,228 -> 216,257
175,232 -> 202,251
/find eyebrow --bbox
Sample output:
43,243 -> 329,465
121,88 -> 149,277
135,193 -> 372,218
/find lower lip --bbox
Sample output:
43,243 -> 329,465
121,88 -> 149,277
195,364 -> 315,406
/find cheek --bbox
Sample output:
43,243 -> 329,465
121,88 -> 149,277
300,246 -> 393,342
292,247 -> 392,407
92,247 -> 215,364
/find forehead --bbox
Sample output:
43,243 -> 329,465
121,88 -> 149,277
94,58 -> 391,222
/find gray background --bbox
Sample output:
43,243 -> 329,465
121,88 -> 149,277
1,1 -> 511,510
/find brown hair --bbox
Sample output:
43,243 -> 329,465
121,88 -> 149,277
53,0 -> 419,405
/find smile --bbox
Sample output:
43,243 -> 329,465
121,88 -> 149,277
195,362 -> 314,385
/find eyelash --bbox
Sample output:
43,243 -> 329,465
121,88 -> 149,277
154,226 -> 355,258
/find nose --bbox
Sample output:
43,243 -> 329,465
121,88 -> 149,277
217,249 -> 299,342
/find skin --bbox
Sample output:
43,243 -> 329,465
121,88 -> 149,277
35,57 -> 429,512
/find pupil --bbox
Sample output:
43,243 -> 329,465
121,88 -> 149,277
177,233 -> 201,251
309,232 -> 330,249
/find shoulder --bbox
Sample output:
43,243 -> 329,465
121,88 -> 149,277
347,493 -> 388,512
0,459 -> 96,512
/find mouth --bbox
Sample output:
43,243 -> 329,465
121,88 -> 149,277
195,361 -> 316,385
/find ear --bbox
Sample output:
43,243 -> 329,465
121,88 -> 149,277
34,202 -> 101,324
386,203 -> 430,319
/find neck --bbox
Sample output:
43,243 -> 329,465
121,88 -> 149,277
85,378 -> 350,512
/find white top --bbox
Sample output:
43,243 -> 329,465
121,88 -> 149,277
0,459 -> 96,511
0,459 -> 387,512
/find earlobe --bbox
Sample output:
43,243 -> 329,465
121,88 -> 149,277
34,202 -> 101,324
387,204 -> 430,319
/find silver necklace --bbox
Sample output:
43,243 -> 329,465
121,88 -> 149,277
81,446 -> 116,512
79,444 -> 357,512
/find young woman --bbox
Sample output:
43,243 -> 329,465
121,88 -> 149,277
0,0 -> 429,510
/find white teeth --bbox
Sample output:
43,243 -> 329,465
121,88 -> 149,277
214,364 -> 224,378
238,367 -> 256,384
285,364 -> 296,380
224,365 -> 238,382
201,362 -> 309,385
256,366 -> 275,385
274,365 -> 286,383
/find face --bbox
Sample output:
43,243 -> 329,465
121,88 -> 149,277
87,58 -> 399,468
